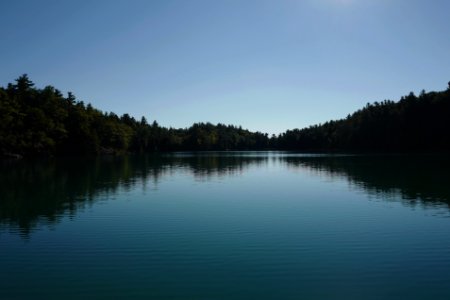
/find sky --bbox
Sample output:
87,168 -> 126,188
1,0 -> 449,134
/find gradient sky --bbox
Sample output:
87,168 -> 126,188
1,0 -> 449,134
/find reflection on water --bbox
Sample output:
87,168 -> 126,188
285,155 -> 450,208
2,152 -> 450,300
1,152 -> 449,236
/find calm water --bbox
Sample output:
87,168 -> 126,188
1,152 -> 450,299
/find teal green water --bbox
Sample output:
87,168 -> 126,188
1,153 -> 450,299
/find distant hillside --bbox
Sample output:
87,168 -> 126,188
275,83 -> 450,152
0,75 -> 269,156
1,75 -> 449,156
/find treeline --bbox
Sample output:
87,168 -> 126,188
0,75 -> 269,156
275,84 -> 450,152
1,75 -> 449,156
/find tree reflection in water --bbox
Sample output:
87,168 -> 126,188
1,153 -> 449,236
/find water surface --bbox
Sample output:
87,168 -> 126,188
1,152 -> 450,299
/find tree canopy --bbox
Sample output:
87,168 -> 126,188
0,75 -> 449,157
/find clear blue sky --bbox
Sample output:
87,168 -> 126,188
1,0 -> 449,134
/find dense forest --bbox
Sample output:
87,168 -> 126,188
276,83 -> 450,152
0,75 -> 449,157
0,75 -> 269,156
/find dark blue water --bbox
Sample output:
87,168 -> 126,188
1,153 -> 450,299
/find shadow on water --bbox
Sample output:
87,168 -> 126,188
285,155 -> 450,208
0,153 -> 266,236
1,153 -> 449,236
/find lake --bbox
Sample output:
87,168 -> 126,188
1,152 -> 450,299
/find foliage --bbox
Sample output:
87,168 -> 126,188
0,75 -> 269,156
1,75 -> 449,156
275,89 -> 450,152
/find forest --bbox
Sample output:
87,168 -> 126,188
0,75 -> 449,157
